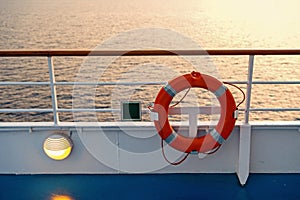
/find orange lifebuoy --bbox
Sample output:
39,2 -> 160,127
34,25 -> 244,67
153,71 -> 237,153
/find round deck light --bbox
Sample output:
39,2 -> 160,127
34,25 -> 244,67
43,133 -> 73,160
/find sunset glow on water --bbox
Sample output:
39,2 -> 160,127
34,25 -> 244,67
0,0 -> 299,121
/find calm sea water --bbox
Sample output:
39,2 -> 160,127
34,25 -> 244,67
0,0 -> 299,122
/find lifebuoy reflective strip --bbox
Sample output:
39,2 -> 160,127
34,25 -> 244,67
153,71 -> 237,153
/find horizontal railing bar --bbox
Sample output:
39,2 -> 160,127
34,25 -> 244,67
0,109 -> 53,113
58,108 -> 119,112
55,82 -> 167,86
1,107 -> 299,113
0,82 -> 50,85
251,81 -> 300,85
0,82 -> 166,86
0,108 -> 149,113
0,49 -> 300,57
0,121 -> 299,130
0,81 -> 299,86
249,108 -> 300,112
225,81 -> 300,85
0,108 -> 219,114
0,109 -> 119,113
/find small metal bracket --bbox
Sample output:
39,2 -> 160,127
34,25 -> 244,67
150,110 -> 159,121
234,109 -> 239,119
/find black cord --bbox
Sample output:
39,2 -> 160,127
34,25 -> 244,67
161,138 -> 190,165
206,145 -> 221,155
170,88 -> 190,108
223,82 -> 246,107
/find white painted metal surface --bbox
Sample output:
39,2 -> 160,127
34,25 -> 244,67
237,124 -> 252,185
47,56 -> 59,125
0,122 -> 299,183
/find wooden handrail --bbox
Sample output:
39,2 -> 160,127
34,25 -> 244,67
0,49 -> 299,57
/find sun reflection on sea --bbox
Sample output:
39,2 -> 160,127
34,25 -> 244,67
202,0 -> 299,20
50,194 -> 74,200
200,0 -> 300,47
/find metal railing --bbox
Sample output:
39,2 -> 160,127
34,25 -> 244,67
0,49 -> 299,125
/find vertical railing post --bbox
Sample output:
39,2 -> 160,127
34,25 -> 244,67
237,55 -> 254,186
245,55 -> 255,123
48,56 -> 59,125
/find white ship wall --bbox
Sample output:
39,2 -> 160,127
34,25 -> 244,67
0,122 -> 299,176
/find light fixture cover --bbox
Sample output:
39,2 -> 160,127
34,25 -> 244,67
43,133 -> 73,160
